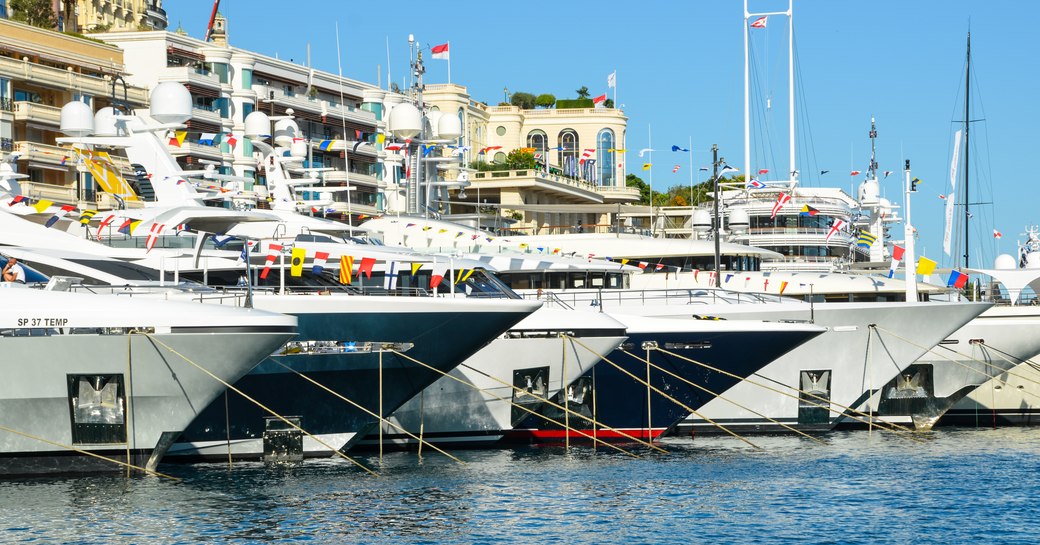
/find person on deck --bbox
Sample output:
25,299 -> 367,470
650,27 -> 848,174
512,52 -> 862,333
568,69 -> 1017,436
2,257 -> 26,283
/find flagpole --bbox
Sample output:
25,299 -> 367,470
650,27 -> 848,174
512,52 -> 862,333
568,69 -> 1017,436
688,136 -> 694,214
613,69 -> 617,107
648,124 -> 653,236
447,40 -> 451,84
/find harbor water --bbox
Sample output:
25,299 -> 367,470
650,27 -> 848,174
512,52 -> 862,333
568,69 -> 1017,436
2,427 -> 1037,544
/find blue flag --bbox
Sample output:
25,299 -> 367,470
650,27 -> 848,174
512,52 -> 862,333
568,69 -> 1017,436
671,145 -> 689,152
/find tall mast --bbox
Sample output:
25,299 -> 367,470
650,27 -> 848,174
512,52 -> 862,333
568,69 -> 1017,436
963,32 -> 971,268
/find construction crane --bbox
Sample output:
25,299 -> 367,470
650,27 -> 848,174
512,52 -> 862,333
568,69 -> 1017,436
204,0 -> 220,42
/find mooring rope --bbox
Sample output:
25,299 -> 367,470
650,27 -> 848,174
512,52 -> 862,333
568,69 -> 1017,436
268,359 -> 465,464
144,334 -> 379,476
388,348 -> 656,457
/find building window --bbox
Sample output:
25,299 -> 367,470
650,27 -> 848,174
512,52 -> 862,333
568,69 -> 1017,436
558,129 -> 578,178
493,151 -> 506,164
240,68 -> 253,89
526,130 -> 547,166
206,62 -> 229,84
597,128 -> 615,186
496,125 -> 506,136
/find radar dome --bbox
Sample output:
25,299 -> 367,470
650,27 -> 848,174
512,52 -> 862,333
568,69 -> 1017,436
149,82 -> 192,124
93,107 -> 118,137
273,118 -> 300,147
438,113 -> 462,140
289,140 -> 307,158
1026,252 -> 1040,270
858,178 -> 880,203
728,207 -> 749,233
244,111 -> 271,139
691,209 -> 712,233
59,100 -> 94,137
994,253 -> 1017,270
388,103 -> 421,138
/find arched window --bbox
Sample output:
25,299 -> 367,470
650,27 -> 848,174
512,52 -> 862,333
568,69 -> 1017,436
597,128 -> 615,186
558,129 -> 578,178
527,130 -> 547,169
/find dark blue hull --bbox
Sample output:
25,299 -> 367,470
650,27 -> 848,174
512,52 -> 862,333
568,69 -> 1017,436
169,308 -> 532,461
510,328 -> 819,443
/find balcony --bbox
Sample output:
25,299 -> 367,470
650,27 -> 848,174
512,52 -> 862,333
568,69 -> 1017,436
14,141 -> 71,167
145,5 -> 168,29
168,141 -> 224,162
13,101 -> 61,126
596,185 -> 640,203
159,66 -> 221,91
254,85 -> 376,126
190,106 -> 224,125
471,169 -> 603,203
0,56 -> 148,104
313,170 -> 382,189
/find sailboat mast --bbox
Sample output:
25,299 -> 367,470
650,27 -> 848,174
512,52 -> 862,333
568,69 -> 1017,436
963,32 -> 971,268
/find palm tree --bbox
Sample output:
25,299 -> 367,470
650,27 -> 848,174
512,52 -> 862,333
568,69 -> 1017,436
575,86 -> 590,99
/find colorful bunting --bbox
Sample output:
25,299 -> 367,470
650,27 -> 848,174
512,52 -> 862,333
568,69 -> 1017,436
290,247 -> 306,277
339,256 -> 353,285
312,251 -> 329,274
260,243 -> 283,280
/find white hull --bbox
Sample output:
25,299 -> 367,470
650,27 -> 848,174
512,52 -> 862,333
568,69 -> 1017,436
163,432 -> 357,460
0,288 -> 295,474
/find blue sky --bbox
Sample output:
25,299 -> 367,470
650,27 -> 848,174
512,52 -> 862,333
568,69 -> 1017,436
166,1 -> 1035,268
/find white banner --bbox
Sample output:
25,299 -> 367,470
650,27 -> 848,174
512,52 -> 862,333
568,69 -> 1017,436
949,130 -> 962,190
944,191 -> 956,255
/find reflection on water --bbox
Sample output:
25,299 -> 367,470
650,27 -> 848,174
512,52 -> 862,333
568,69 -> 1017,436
2,428 -> 1039,543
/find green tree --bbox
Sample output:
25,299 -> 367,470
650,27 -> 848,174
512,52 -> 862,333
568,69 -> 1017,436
604,98 -> 615,109
575,86 -> 590,99
510,91 -> 537,109
505,149 -> 537,170
626,173 -> 651,204
10,0 -> 57,28
535,93 -> 556,108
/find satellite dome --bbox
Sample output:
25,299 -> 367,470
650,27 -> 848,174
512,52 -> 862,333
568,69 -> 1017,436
1025,252 -> 1040,270
438,113 -> 463,140
244,111 -> 271,139
425,110 -> 443,139
149,82 -> 192,124
858,178 -> 880,203
691,209 -> 712,232
388,103 -> 421,138
728,207 -> 749,233
994,253 -> 1017,270
273,118 -> 300,147
59,100 -> 94,137
93,107 -> 118,137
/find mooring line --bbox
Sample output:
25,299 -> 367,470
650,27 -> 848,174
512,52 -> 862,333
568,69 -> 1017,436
268,359 -> 465,464
565,337 -> 762,450
0,423 -> 179,480
388,349 -> 654,457
652,340 -> 923,440
144,334 -> 379,476
619,347 -> 826,444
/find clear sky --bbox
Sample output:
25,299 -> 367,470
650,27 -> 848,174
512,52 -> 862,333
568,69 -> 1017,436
165,0 -> 1035,268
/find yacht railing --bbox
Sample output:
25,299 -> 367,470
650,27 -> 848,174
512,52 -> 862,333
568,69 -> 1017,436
525,287 -> 789,309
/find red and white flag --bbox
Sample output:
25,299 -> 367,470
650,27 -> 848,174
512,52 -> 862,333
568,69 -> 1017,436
96,214 -> 117,240
145,223 -> 165,252
431,42 -> 450,60
826,219 -> 847,242
655,263 -> 665,271
260,243 -> 283,280
430,263 -> 449,289
592,94 -> 607,107
312,251 -> 330,274
850,170 -> 861,176
770,192 -> 791,219
672,164 -> 680,173
225,133 -> 237,147
750,16 -> 768,28
758,168 -> 769,174
994,229 -> 1003,239
888,244 -> 905,278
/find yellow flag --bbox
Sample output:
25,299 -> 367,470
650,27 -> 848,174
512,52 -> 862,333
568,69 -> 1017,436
79,210 -> 97,224
376,133 -> 386,144
620,258 -> 630,265
339,255 -> 353,284
916,256 -> 937,276
33,199 -> 53,213
411,262 -> 423,275
642,163 -> 651,170
175,130 -> 187,146
290,247 -> 306,277
455,269 -> 474,284
128,220 -> 141,234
